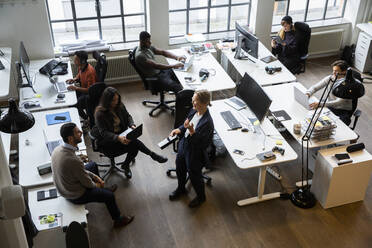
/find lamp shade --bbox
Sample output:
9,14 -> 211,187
332,68 -> 365,99
0,98 -> 35,134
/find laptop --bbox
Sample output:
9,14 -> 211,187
224,96 -> 247,110
43,130 -> 63,156
175,56 -> 194,72
294,85 -> 316,110
120,124 -> 143,140
55,81 -> 68,93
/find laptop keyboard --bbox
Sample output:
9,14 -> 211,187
56,82 -> 67,92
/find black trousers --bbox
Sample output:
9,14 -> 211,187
279,56 -> 301,74
101,139 -> 152,166
69,162 -> 121,220
328,107 -> 353,126
176,138 -> 205,199
74,91 -> 88,120
157,69 -> 183,93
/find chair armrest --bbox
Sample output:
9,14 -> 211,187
354,109 -> 362,118
145,77 -> 159,82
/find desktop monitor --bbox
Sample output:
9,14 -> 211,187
236,72 -> 272,123
19,41 -> 32,87
234,22 -> 259,59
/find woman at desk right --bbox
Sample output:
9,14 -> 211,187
92,87 -> 168,179
271,15 -> 300,74
168,90 -> 214,208
306,60 -> 353,125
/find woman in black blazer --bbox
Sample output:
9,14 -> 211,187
169,90 -> 214,208
93,87 -> 168,178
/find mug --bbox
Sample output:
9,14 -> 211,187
293,123 -> 301,135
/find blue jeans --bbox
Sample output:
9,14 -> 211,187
69,162 -> 121,220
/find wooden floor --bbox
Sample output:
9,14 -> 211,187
85,56 -> 372,248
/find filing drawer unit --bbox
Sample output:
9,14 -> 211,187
311,145 -> 372,209
355,31 -> 372,72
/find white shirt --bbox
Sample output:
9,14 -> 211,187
185,112 -> 203,137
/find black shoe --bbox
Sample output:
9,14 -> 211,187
113,215 -> 134,228
169,188 -> 187,201
121,164 -> 132,179
188,196 -> 206,208
150,152 -> 168,163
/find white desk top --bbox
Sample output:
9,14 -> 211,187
19,58 -> 77,112
0,47 -> 12,98
19,108 -> 85,188
356,23 -> 372,36
222,41 -> 296,86
166,48 -> 236,92
209,100 -> 297,169
28,185 -> 88,230
264,82 -> 358,148
0,132 -> 11,165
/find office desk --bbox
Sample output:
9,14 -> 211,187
0,47 -> 12,98
264,83 -> 358,148
166,49 -> 236,93
19,108 -> 85,188
209,100 -> 297,206
220,41 -> 296,86
19,58 -> 77,112
28,185 -> 88,248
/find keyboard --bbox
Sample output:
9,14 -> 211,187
220,111 -> 242,130
55,82 -> 67,93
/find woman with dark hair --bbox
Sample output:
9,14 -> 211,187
92,87 -> 168,178
271,15 -> 300,73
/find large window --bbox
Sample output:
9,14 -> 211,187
169,0 -> 251,38
46,0 -> 147,46
273,0 -> 347,26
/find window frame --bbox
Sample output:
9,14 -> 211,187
168,0 -> 251,39
45,0 -> 148,46
272,0 -> 347,26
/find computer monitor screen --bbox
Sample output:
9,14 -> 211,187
235,22 -> 259,59
19,41 -> 32,86
236,73 -> 272,123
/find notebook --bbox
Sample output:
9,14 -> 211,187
120,124 -> 143,140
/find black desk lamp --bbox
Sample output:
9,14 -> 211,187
0,98 -> 35,133
290,68 -> 365,208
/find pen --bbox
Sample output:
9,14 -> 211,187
227,127 -> 239,131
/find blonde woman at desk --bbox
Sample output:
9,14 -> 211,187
168,90 -> 214,208
305,60 -> 353,125
51,122 -> 134,228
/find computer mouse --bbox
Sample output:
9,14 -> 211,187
57,93 -> 65,99
241,128 -> 249,132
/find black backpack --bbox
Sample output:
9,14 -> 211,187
341,44 -> 355,66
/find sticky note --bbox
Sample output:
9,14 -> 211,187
276,140 -> 283,145
322,116 -> 330,121
253,120 -> 260,126
35,94 -> 42,98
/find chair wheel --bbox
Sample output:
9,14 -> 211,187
166,170 -> 171,176
171,110 -> 175,115
149,112 -> 153,117
142,101 -> 146,106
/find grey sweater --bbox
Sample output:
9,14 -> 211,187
306,75 -> 352,111
51,146 -> 96,199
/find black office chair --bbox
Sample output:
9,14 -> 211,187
86,82 -> 107,128
165,89 -> 213,186
92,51 -> 107,83
65,221 -> 89,248
128,47 -> 175,117
349,70 -> 364,131
293,22 -> 311,74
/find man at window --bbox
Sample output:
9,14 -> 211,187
271,16 -> 300,74
66,51 -> 98,122
135,31 -> 184,93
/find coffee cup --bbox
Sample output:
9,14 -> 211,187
293,123 -> 301,134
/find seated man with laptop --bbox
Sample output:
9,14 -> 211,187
305,60 -> 353,125
51,122 -> 134,228
91,87 -> 168,179
135,31 -> 184,93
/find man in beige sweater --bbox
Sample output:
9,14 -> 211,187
51,122 -> 134,228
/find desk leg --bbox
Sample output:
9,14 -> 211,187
237,166 -> 281,206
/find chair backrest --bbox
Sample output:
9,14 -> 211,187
174,89 -> 195,128
86,82 -> 107,127
129,47 -> 151,90
93,51 -> 107,83
65,221 -> 89,248
294,22 -> 311,58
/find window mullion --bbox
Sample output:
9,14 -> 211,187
207,0 -> 211,33
71,0 -> 79,39
286,0 -> 290,16
144,0 -> 148,31
227,0 -> 232,31
341,0 -> 347,17
120,0 -> 126,42
322,0 -> 329,20
186,0 -> 190,34
304,0 -> 310,21
96,0 -> 103,40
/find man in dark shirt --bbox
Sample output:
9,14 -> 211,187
271,16 -> 300,74
135,31 -> 184,93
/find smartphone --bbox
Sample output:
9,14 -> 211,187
233,149 -> 245,155
335,153 -> 350,160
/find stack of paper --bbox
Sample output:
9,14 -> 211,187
301,114 -> 337,141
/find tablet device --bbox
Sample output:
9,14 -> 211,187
260,55 -> 277,64
121,124 -> 143,140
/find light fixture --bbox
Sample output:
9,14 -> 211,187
0,98 -> 35,133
